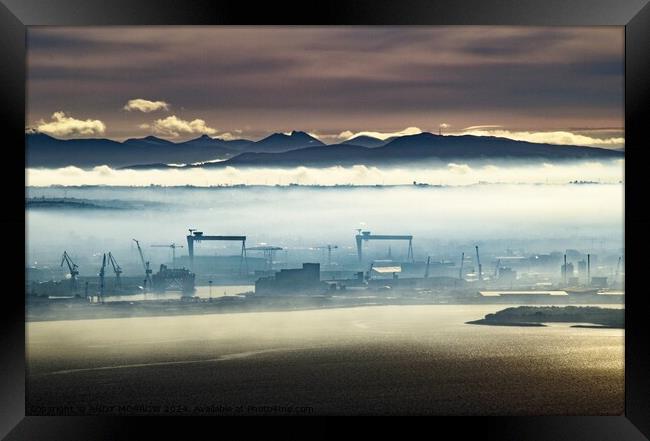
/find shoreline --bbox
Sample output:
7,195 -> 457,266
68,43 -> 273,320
26,297 -> 625,323
466,306 -> 624,329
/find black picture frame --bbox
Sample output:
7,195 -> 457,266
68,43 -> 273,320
2,0 -> 649,437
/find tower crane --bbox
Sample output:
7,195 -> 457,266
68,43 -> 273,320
133,239 -> 152,290
151,243 -> 184,267
107,252 -> 122,288
60,251 -> 79,290
314,245 -> 339,266
475,246 -> 483,282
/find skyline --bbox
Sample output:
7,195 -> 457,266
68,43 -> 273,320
27,27 -> 624,148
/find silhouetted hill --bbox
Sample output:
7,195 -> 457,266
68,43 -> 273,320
196,132 -> 622,168
26,133 -> 251,168
122,135 -> 176,147
248,131 -> 324,153
27,131 -> 623,169
342,135 -> 387,148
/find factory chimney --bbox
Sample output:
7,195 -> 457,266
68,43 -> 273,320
563,254 -> 567,285
587,254 -> 591,286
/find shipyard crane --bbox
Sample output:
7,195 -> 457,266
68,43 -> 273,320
107,252 -> 122,288
475,246 -> 483,282
424,256 -> 431,278
355,231 -> 414,262
246,245 -> 283,271
494,259 -> 501,279
186,229 -> 247,273
60,251 -> 79,290
614,256 -> 622,285
98,253 -> 107,303
151,243 -> 184,267
133,239 -> 152,290
313,245 -> 339,266
459,252 -> 465,280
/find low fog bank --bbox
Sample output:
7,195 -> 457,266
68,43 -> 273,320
26,159 -> 624,187
26,183 -> 623,274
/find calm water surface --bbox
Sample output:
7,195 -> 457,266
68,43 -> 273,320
26,304 -> 624,415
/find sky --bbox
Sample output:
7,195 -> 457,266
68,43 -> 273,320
26,26 -> 624,147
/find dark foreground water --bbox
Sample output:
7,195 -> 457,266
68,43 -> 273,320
26,305 -> 623,415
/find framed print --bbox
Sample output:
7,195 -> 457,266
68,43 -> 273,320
2,0 -> 649,438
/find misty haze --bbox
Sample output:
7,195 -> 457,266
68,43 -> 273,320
25,26 -> 625,416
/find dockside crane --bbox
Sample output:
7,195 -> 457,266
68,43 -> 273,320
151,243 -> 184,268
424,256 -> 431,278
494,259 -> 501,279
459,252 -> 465,280
60,251 -> 79,291
107,252 -> 122,288
98,253 -> 107,303
614,256 -> 622,285
133,239 -> 152,290
475,246 -> 483,282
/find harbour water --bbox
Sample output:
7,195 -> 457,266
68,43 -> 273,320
99,285 -> 254,302
26,304 -> 624,415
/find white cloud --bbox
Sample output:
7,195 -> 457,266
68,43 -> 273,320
447,163 -> 471,174
138,123 -> 151,129
217,132 -> 237,141
151,115 -> 217,137
123,99 -> 170,113
339,126 -> 423,141
459,128 -> 624,148
26,160 -> 624,187
462,125 -> 502,131
36,111 -> 106,137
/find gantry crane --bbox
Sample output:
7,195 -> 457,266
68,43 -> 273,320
60,251 -> 79,291
107,252 -> 122,288
133,239 -> 152,290
186,229 -> 247,273
355,231 -> 413,262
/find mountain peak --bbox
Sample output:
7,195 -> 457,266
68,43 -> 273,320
343,135 -> 387,148
252,130 -> 324,153
123,135 -> 173,143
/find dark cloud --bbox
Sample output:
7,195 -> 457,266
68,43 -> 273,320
460,29 -> 573,56
26,27 -> 623,140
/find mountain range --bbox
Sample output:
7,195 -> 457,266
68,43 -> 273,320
26,131 -> 623,169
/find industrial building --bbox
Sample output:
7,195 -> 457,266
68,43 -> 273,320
255,263 -> 329,295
